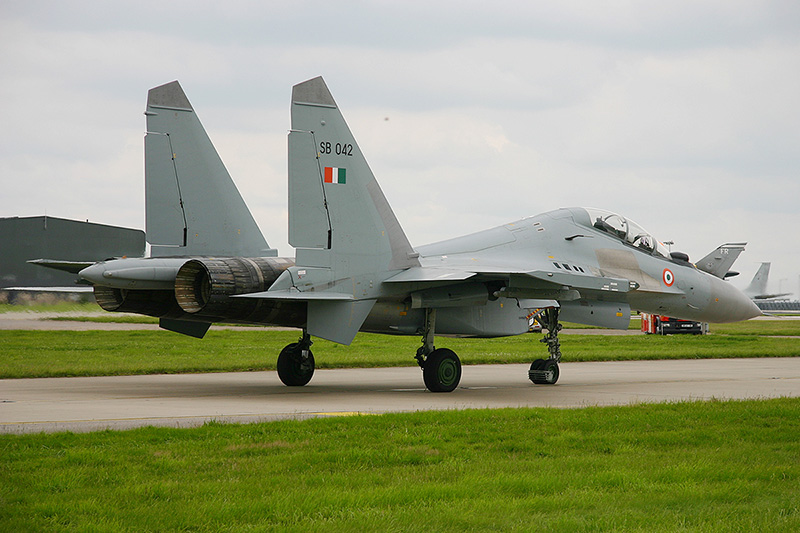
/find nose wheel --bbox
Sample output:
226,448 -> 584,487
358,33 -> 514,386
528,308 -> 562,385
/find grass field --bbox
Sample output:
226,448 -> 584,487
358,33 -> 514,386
1,325 -> 799,379
2,398 -> 798,531
2,306 -> 798,530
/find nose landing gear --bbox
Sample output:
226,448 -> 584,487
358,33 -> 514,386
529,308 -> 561,385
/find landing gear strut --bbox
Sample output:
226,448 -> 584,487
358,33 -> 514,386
277,331 -> 315,386
529,308 -> 561,385
415,309 -> 462,392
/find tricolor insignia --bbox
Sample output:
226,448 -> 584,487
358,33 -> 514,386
324,167 -> 346,184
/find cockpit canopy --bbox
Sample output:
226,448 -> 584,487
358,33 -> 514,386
578,208 -> 670,258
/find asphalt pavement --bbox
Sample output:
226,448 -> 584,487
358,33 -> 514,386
2,358 -> 798,434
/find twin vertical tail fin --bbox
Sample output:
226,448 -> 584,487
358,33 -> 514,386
270,76 -> 419,345
145,81 -> 275,258
744,262 -> 777,299
288,76 -> 418,274
696,242 -> 746,279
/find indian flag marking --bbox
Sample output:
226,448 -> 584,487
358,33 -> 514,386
324,167 -> 346,184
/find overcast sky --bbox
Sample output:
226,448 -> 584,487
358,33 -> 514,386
2,0 -> 799,296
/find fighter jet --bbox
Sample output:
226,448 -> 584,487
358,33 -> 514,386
75,77 -> 761,393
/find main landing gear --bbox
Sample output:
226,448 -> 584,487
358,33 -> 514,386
277,331 -> 315,386
414,309 -> 462,392
529,308 -> 561,385
274,307 -> 559,391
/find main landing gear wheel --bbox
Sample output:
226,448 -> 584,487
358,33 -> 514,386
414,308 -> 462,393
277,340 -> 315,387
422,348 -> 462,393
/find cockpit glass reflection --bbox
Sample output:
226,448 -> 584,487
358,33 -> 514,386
582,208 -> 669,258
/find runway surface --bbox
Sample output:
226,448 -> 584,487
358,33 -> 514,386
2,358 -> 799,434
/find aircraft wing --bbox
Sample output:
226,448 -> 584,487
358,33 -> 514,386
234,289 -> 355,301
381,267 -> 477,283
384,265 -> 637,329
384,265 -> 638,295
522,270 -> 636,293
751,292 -> 793,301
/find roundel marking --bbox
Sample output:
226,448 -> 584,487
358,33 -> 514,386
663,268 -> 675,287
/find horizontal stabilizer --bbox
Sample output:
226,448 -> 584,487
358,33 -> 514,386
28,259 -> 96,274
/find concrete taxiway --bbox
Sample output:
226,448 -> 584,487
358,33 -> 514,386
2,358 -> 799,434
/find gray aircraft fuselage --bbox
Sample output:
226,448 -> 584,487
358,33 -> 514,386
79,206 -> 760,337
363,207 -> 759,336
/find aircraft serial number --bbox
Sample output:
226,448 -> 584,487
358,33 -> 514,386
319,141 -> 353,156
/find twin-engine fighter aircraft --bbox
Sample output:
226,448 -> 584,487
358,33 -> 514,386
72,77 -> 761,393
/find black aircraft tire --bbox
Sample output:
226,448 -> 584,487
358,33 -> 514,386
542,359 -> 560,385
528,359 -> 546,384
422,348 -> 462,393
277,343 -> 315,387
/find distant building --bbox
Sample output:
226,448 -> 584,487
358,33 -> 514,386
755,300 -> 800,312
0,216 -> 145,288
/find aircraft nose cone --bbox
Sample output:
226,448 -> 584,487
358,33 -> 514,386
711,280 -> 762,322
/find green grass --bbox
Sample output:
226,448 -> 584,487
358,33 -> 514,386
710,320 -> 800,336
44,315 -> 160,324
20,314 -> 800,336
1,328 -> 798,379
0,301 -> 99,314
2,398 -> 798,531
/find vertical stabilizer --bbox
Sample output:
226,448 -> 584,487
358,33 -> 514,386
696,242 -> 746,279
278,76 -> 419,345
288,76 -> 418,274
745,262 -> 770,297
145,81 -> 275,258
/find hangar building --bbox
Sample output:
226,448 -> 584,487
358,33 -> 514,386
1,216 -> 145,289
